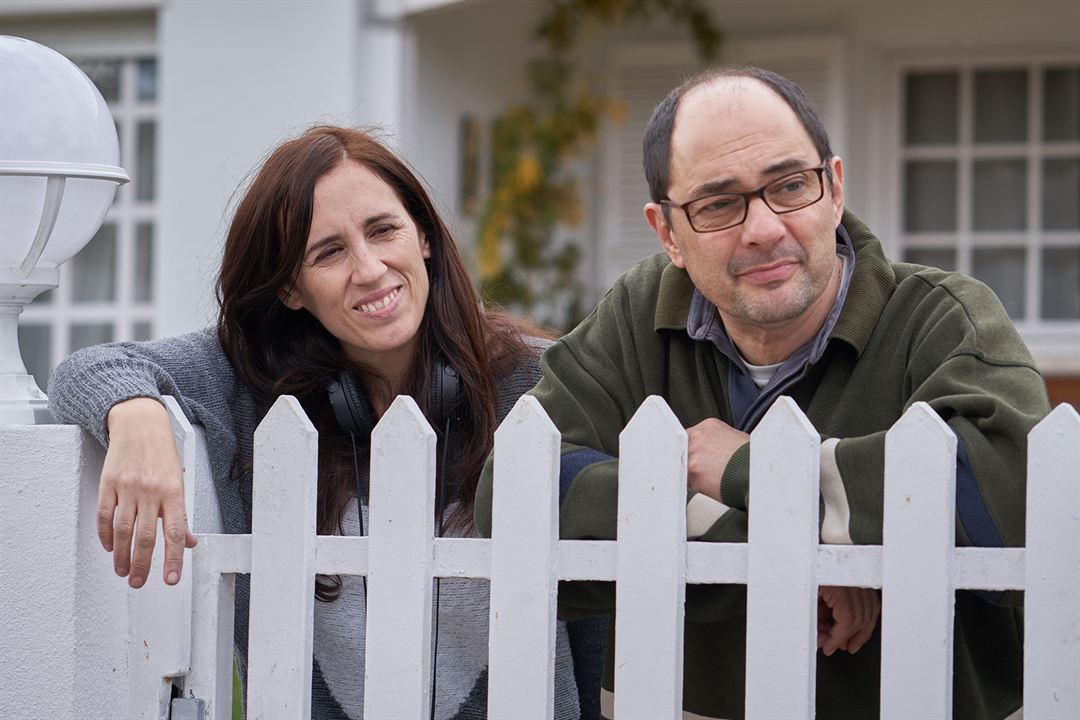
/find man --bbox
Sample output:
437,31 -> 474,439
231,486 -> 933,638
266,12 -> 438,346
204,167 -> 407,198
476,66 -> 1049,719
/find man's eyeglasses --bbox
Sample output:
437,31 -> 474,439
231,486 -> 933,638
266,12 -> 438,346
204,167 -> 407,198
661,164 -> 829,233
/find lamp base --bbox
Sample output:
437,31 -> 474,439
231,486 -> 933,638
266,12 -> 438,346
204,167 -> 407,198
0,294 -> 57,425
0,372 -> 54,424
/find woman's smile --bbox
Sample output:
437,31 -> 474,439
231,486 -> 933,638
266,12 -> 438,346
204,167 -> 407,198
355,286 -> 402,316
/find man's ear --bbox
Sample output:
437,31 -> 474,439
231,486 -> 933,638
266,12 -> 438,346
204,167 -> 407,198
645,202 -> 685,268
280,285 -> 304,311
828,155 -> 845,226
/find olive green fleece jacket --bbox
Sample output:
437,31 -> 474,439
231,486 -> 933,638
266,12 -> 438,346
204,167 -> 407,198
475,210 -> 1050,719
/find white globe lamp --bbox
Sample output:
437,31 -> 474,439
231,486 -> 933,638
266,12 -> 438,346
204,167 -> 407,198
0,36 -> 130,424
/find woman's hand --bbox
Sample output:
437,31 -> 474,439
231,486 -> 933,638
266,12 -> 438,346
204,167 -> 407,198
99,397 -> 197,588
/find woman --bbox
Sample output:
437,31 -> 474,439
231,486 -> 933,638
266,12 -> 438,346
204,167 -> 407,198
49,126 -> 601,719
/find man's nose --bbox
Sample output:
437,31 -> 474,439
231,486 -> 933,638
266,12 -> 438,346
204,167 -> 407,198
738,194 -> 786,246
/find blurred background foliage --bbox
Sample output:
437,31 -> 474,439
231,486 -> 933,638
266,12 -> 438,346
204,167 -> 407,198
477,0 -> 720,331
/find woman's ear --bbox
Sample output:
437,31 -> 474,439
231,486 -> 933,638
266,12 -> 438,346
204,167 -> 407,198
421,233 -> 431,259
280,285 -> 304,311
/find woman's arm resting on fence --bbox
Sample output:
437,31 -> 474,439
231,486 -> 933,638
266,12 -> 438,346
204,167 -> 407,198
48,329 -> 247,586
100,398 -> 197,588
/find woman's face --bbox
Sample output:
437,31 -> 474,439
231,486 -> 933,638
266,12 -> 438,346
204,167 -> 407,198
283,160 -> 430,379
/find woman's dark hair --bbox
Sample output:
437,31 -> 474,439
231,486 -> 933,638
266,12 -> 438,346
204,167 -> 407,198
216,126 -> 546,600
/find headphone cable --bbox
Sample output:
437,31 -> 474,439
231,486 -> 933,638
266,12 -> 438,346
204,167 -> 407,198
430,416 -> 451,720
349,431 -> 367,598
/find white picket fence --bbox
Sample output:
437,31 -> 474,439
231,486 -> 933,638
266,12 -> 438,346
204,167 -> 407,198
133,394 -> 1079,720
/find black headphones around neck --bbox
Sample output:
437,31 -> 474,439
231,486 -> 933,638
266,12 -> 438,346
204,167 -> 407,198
323,356 -> 465,440
324,356 -> 463,719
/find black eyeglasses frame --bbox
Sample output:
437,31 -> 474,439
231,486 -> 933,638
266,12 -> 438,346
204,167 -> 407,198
661,163 -> 830,233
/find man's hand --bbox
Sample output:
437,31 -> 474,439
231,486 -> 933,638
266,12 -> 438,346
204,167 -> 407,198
100,397 -> 197,588
685,418 -> 749,504
817,586 -> 880,656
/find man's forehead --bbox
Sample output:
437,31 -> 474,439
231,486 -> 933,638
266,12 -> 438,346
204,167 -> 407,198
669,77 -> 816,192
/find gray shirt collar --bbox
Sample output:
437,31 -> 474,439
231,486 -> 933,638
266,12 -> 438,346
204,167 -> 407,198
686,224 -> 856,373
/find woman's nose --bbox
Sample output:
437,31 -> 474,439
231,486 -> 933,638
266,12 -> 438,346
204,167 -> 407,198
348,246 -> 387,284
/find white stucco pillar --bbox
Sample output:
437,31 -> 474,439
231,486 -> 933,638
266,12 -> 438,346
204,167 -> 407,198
0,425 -> 129,719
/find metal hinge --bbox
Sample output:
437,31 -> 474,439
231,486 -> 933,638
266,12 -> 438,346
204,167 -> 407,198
169,696 -> 206,720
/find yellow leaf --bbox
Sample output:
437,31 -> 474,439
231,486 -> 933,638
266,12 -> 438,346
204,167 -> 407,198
515,153 -> 542,191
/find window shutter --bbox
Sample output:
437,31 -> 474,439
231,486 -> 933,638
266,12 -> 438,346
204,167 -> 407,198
600,50 -> 697,288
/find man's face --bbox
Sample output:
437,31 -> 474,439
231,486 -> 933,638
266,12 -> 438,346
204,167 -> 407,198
646,79 -> 845,334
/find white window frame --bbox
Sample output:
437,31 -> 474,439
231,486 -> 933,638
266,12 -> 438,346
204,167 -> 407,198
884,47 -> 1080,374
20,42 -> 159,378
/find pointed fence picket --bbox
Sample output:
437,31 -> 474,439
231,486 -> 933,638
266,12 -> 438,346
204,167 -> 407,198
247,396 -> 319,719
127,395 -> 198,720
613,397 -> 687,718
125,394 -> 1079,720
880,403 -> 957,718
745,397 -> 821,719
1023,404 -> 1080,717
487,396 -> 561,717
364,396 -> 438,718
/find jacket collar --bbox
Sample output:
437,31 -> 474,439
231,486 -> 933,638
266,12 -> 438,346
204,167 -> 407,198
653,208 -> 896,359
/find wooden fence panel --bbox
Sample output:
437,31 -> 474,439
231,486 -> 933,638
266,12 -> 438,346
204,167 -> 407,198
881,402 -> 956,718
159,393 -> 1079,720
1024,403 -> 1080,717
247,396 -> 318,719
613,396 -> 688,718
745,397 -> 820,720
364,396 -> 437,718
488,396 -> 561,718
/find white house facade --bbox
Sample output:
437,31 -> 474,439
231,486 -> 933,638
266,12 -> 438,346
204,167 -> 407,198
2,0 -> 1078,405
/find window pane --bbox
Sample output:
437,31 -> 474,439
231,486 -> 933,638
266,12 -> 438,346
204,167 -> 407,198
75,58 -> 120,102
1043,157 -> 1080,230
904,161 -> 958,231
136,58 -> 158,102
905,72 -> 959,145
133,322 -> 153,341
1043,68 -> 1080,141
17,324 -> 51,387
974,69 -> 1028,143
904,247 -> 956,271
134,223 -> 154,302
972,247 -> 1026,319
70,323 -> 114,353
71,224 -> 117,303
1041,247 -> 1080,319
973,159 -> 1027,231
136,121 -> 156,202
132,322 -> 153,340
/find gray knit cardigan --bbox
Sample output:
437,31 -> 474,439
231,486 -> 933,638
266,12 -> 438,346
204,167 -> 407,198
48,329 -> 601,719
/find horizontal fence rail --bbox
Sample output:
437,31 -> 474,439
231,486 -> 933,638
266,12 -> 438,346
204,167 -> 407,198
135,396 -> 1079,720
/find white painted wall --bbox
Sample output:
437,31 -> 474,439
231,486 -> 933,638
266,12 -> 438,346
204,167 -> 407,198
156,0 -> 366,335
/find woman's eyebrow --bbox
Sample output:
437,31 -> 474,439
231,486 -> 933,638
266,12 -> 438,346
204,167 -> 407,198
362,212 -> 398,229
